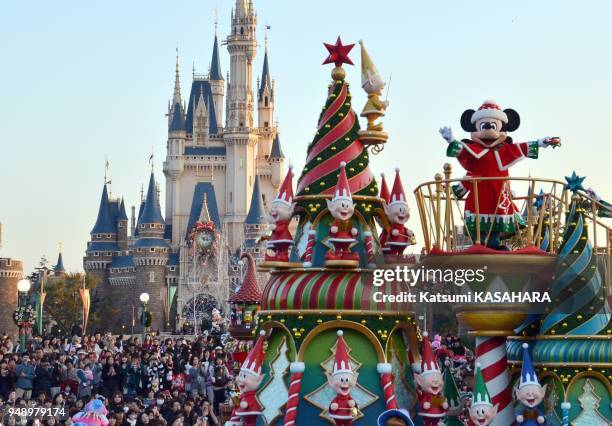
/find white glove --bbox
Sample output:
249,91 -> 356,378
439,126 -> 454,143
351,228 -> 358,237
537,137 -> 551,147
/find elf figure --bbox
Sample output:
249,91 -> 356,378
515,344 -> 547,426
467,363 -> 498,426
328,330 -> 359,425
380,168 -> 416,257
439,100 -> 560,248
326,163 -> 360,263
265,167 -> 296,262
234,331 -> 267,426
415,332 -> 448,426
359,40 -> 388,132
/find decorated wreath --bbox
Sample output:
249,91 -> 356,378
188,220 -> 219,260
13,305 -> 35,326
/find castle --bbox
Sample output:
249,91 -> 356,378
83,0 -> 283,332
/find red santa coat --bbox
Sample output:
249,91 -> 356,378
329,219 -> 357,244
447,139 -> 538,233
236,390 -> 263,426
329,394 -> 357,426
268,220 -> 293,246
380,223 -> 413,254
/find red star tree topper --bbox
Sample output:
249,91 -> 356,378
322,36 -> 355,66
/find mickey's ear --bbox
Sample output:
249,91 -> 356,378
503,109 -> 520,132
460,109 -> 476,132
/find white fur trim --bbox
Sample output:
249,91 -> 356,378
561,402 -> 571,410
302,261 -> 312,267
340,161 -> 347,167
422,331 -> 429,337
472,107 -> 508,124
377,363 -> 392,374
290,362 -> 306,373
337,330 -> 344,336
522,343 -> 529,349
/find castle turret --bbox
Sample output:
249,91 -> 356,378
133,172 -> 169,331
243,176 -> 267,263
224,0 -> 259,248
53,250 -> 66,277
209,33 -> 225,127
269,133 -> 285,188
117,198 -> 129,251
164,50 -> 186,246
257,43 -> 275,160
0,257 -> 23,338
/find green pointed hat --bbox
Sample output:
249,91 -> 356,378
472,363 -> 493,407
444,363 -> 461,409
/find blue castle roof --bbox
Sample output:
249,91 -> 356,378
259,49 -> 272,99
167,252 -> 180,266
87,241 -> 120,252
133,238 -> 170,248
91,185 -> 117,234
54,252 -> 65,273
185,80 -> 218,135
118,198 -> 128,221
169,102 -> 186,132
110,255 -> 134,268
184,146 -> 226,156
245,176 -> 266,225
210,35 -> 223,81
187,182 -> 221,232
138,173 -> 165,225
270,133 -> 284,158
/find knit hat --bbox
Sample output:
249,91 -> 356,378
379,173 -> 390,203
332,330 -> 353,376
419,332 -> 440,377
331,163 -> 353,203
444,362 -> 461,410
389,168 -> 407,207
471,100 -> 508,124
274,166 -> 294,206
359,40 -> 381,89
519,343 -> 541,389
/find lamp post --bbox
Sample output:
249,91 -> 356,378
16,279 -> 31,353
139,292 -> 150,343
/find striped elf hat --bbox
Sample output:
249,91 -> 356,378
519,343 -> 541,389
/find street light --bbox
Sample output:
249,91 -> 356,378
139,292 -> 150,343
16,279 -> 31,353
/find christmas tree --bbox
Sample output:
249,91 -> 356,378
296,37 -> 377,219
540,172 -> 611,335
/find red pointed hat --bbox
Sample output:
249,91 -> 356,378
332,330 -> 353,376
274,166 -> 294,206
241,330 -> 267,377
379,173 -> 390,203
228,253 -> 261,303
332,162 -> 352,202
420,332 -> 440,376
389,168 -> 407,206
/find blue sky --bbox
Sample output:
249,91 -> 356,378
1,0 -> 611,272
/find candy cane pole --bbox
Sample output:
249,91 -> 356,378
561,402 -> 571,426
302,230 -> 316,267
377,363 -> 398,409
475,336 -> 513,426
363,231 -> 376,268
283,362 -> 305,426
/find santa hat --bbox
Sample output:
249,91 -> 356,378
519,343 -> 541,389
444,361 -> 461,410
389,168 -> 407,206
274,166 -> 294,206
472,363 -> 493,407
359,40 -> 380,88
419,332 -> 440,376
332,330 -> 353,376
241,330 -> 267,378
379,173 -> 390,203
331,162 -> 353,203
471,100 -> 508,124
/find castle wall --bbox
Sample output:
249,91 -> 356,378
0,258 -> 23,338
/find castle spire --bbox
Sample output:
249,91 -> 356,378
138,172 -> 165,226
173,47 -> 182,104
245,176 -> 266,225
198,193 -> 212,223
269,133 -> 284,159
210,33 -> 223,81
258,41 -> 272,100
54,244 -> 66,275
91,184 -> 116,234
235,0 -> 249,18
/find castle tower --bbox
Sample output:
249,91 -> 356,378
257,42 -> 275,160
164,50 -> 187,246
84,184 -> 119,300
0,257 -> 23,337
133,172 -> 170,332
53,250 -> 66,277
243,175 -> 267,262
268,133 -> 285,199
117,198 -> 129,251
224,0 -> 259,248
209,32 -> 225,127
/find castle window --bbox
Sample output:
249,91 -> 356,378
149,271 -> 155,283
230,192 -> 233,203
264,121 -> 269,127
240,26 -> 244,35
94,252 -> 99,257
265,97 -> 269,107
97,234 -> 102,239
150,248 -> 155,252
119,223 -> 124,228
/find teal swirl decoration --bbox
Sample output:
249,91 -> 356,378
508,339 -> 611,364
540,202 -> 611,335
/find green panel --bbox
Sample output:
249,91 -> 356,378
566,376 -> 612,424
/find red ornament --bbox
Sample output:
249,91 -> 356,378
323,36 -> 355,67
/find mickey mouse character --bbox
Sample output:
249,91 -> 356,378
439,100 -> 560,248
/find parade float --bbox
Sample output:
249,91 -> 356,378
226,37 -> 611,426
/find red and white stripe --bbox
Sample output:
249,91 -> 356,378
302,230 -> 316,267
475,336 -> 513,426
377,363 -> 398,409
363,231 -> 376,266
283,362 -> 305,426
